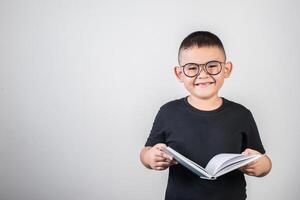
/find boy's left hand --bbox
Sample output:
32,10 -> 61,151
239,148 -> 272,177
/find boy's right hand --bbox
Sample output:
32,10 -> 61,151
144,143 -> 178,171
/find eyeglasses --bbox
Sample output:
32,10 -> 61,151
181,60 -> 224,78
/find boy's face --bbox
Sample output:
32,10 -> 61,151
175,46 -> 232,100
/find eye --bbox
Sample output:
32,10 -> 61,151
206,61 -> 221,69
207,64 -> 218,68
187,67 -> 197,70
185,64 -> 198,71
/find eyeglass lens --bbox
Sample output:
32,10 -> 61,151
183,61 -> 222,77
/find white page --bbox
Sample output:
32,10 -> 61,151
215,155 -> 261,177
163,147 -> 211,178
205,154 -> 245,175
217,155 -> 254,173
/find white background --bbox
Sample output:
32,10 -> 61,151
0,0 -> 299,199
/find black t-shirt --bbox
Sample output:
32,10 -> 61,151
145,96 -> 265,200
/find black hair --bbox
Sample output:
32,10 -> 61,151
178,31 -> 226,63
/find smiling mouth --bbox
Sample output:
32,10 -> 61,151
195,82 -> 214,86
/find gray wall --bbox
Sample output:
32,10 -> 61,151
0,0 -> 299,199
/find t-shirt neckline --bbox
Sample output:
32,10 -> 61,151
183,96 -> 228,116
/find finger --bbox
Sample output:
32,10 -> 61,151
242,148 -> 252,155
154,157 -> 172,162
241,164 -> 256,170
155,151 -> 173,160
240,168 -> 255,176
166,159 -> 178,166
155,161 -> 173,168
245,172 -> 255,176
155,166 -> 166,171
243,158 -> 261,168
169,161 -> 178,166
171,160 -> 178,165
242,148 -> 261,156
245,160 -> 258,167
154,144 -> 173,159
245,160 -> 261,168
243,166 -> 256,171
161,152 -> 173,160
243,168 -> 255,173
154,151 -> 164,157
239,166 -> 246,171
154,143 -> 167,151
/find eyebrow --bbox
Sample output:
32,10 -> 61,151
180,60 -> 225,66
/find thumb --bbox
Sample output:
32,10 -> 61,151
242,148 -> 251,155
154,143 -> 167,151
154,143 -> 173,160
242,148 -> 259,155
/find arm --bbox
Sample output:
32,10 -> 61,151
140,143 -> 177,171
239,148 -> 272,177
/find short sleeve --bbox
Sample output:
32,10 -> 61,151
242,110 -> 266,154
145,108 -> 167,147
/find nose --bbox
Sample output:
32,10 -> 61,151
196,67 -> 210,79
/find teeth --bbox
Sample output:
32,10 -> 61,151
195,82 -> 213,86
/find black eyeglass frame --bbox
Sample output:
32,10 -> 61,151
180,60 -> 225,78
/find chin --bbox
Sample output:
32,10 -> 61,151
191,93 -> 218,100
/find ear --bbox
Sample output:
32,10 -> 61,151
223,61 -> 233,78
174,66 -> 184,82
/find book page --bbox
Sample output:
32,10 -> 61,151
205,154 -> 245,175
218,155 -> 254,171
163,147 -> 211,178
214,155 -> 261,177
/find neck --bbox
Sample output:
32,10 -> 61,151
187,95 -> 222,111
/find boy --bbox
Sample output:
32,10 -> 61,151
140,31 -> 272,200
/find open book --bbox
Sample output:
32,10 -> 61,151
162,146 -> 262,180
